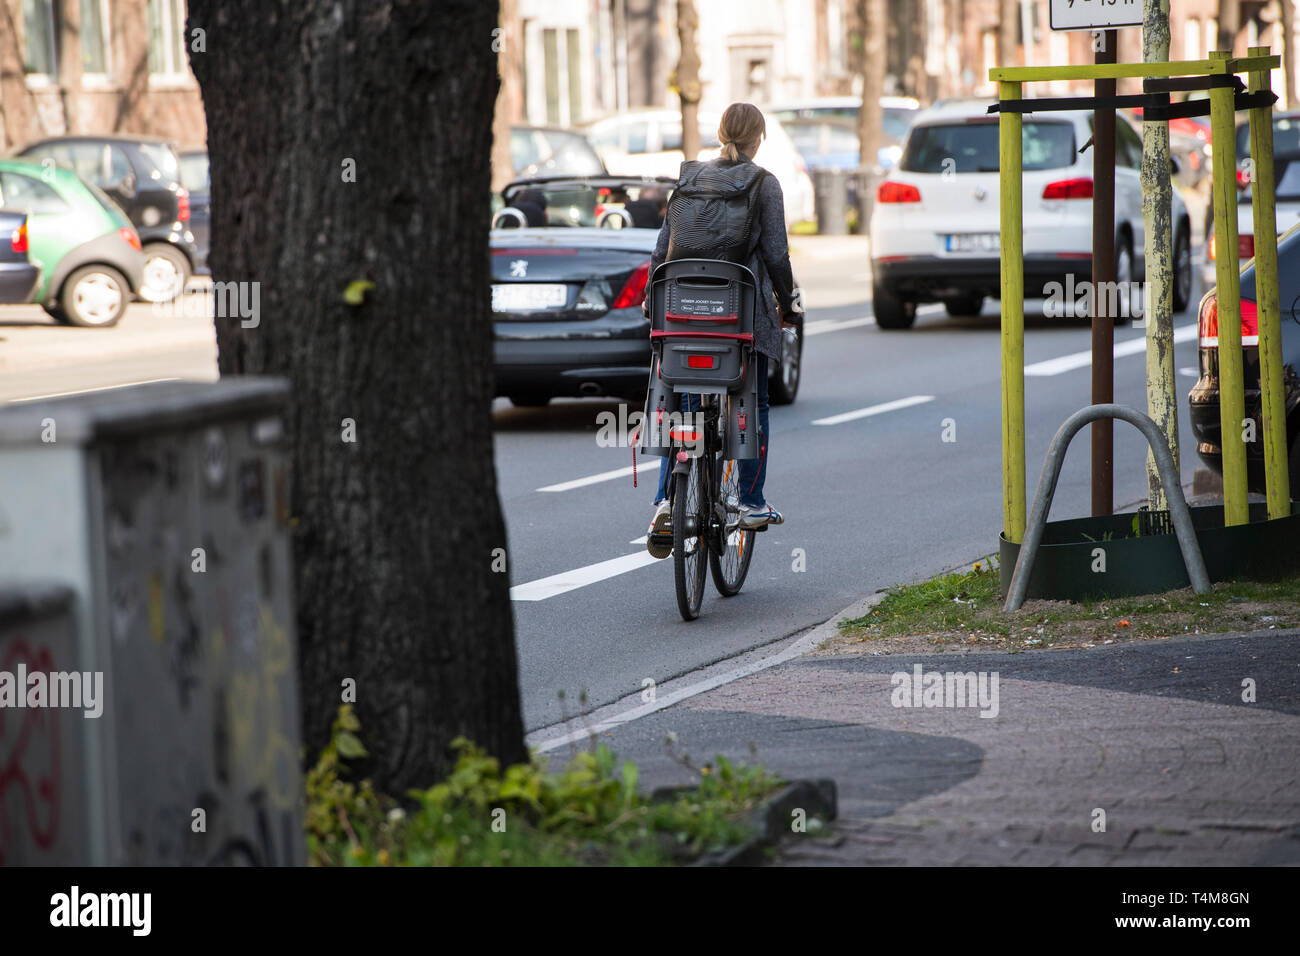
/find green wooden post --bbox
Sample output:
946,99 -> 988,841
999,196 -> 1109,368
1209,50 -> 1250,527
1247,46 -> 1291,517
999,79 -> 1025,543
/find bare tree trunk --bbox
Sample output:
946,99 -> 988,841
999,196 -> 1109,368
1218,0 -> 1242,54
1281,0 -> 1297,107
55,0 -> 82,134
186,0 -> 527,794
491,0 -> 522,193
999,0 -> 1019,68
1143,0 -> 1179,511
0,1 -> 32,149
858,0 -> 886,172
676,0 -> 701,160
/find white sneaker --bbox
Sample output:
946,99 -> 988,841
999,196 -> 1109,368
739,502 -> 784,529
646,500 -> 672,559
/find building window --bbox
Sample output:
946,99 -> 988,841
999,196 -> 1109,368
566,29 -> 582,125
543,28 -> 560,126
82,0 -> 112,77
22,0 -> 56,78
1185,18 -> 1200,61
148,0 -> 190,81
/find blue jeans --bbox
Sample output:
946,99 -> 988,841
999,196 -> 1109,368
654,353 -> 769,508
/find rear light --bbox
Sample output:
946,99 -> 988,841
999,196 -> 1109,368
1042,177 -> 1094,200
10,221 -> 27,254
686,355 -> 717,369
612,260 -> 650,309
1236,166 -> 1251,190
1207,233 -> 1254,260
877,181 -> 921,203
175,185 -> 190,222
669,429 -> 701,442
1197,294 -> 1258,348
119,227 -> 141,251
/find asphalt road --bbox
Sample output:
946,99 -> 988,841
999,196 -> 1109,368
500,235 -> 1209,731
0,241 -> 1211,735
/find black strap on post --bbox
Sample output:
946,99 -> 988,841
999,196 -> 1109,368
988,86 -> 1276,119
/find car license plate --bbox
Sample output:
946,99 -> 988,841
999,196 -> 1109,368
944,233 -> 1000,253
492,283 -> 568,311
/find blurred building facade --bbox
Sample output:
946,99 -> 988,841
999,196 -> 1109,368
0,0 -> 204,151
504,0 -> 1298,128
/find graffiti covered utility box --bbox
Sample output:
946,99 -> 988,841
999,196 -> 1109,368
0,379 -> 302,865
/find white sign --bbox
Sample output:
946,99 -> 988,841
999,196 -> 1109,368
1049,0 -> 1142,32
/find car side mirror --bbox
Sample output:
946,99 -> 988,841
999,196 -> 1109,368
108,171 -> 137,199
492,207 -> 527,229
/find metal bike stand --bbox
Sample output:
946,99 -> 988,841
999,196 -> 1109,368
1004,404 -> 1211,612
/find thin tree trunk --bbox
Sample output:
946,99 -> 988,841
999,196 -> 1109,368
858,0 -> 886,171
999,0 -> 1019,69
1218,0 -> 1241,54
186,0 -> 527,794
1143,0 -> 1179,510
1281,0 -> 1297,107
676,0 -> 701,160
491,0 -> 523,194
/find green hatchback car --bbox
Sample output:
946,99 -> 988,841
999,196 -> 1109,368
0,159 -> 144,326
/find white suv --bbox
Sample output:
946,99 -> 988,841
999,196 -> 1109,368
868,100 -> 1193,329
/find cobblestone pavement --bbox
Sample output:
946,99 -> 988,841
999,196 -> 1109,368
596,629 -> 1300,865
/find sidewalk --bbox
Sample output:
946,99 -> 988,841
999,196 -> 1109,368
596,619 -> 1300,865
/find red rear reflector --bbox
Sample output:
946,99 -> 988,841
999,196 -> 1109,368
119,227 -> 141,251
686,355 -> 716,369
876,181 -> 921,203
10,222 -> 27,254
1042,177 -> 1094,200
612,260 -> 650,309
669,430 -> 701,442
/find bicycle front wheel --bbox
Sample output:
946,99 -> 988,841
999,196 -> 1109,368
672,455 -> 708,621
709,456 -> 755,596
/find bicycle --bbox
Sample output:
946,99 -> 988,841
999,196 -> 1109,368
642,259 -> 764,621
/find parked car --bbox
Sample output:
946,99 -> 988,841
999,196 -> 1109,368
1188,221 -> 1300,492
511,126 -> 607,178
178,147 -> 210,274
868,100 -> 1193,328
1203,111 -> 1300,288
0,158 -> 144,326
0,210 -> 40,304
17,134 -> 198,303
767,95 -> 920,171
583,109 -> 815,228
490,175 -> 802,406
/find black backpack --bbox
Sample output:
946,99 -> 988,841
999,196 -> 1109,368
665,159 -> 768,264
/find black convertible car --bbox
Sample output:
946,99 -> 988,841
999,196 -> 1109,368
490,175 -> 802,407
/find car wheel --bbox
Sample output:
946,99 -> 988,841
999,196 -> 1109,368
873,281 -> 916,329
943,294 -> 983,317
58,265 -> 129,328
1172,224 -> 1193,313
1113,235 -> 1135,326
509,393 -> 551,408
138,243 -> 190,304
770,325 -> 802,406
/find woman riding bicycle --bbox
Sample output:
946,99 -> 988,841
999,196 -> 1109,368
645,102 -> 800,558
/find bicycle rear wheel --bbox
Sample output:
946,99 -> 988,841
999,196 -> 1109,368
672,455 -> 708,621
709,456 -> 755,596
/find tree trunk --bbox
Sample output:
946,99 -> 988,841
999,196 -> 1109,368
1218,0 -> 1241,54
1143,0 -> 1179,511
676,0 -> 701,161
0,1 -> 31,149
185,0 -> 527,794
858,0 -> 886,173
491,0 -> 523,194
999,0 -> 1019,69
1281,0 -> 1297,107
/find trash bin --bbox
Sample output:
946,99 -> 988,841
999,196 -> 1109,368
850,166 -> 880,233
0,378 -> 303,865
812,167 -> 848,235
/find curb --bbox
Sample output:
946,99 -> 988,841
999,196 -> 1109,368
685,778 -> 839,867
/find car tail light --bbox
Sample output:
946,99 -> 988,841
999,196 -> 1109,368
1042,177 -> 1094,200
176,185 -> 190,222
10,221 -> 27,254
876,181 -> 921,203
612,260 -> 650,309
119,227 -> 142,251
1207,233 -> 1255,260
1198,294 -> 1258,348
